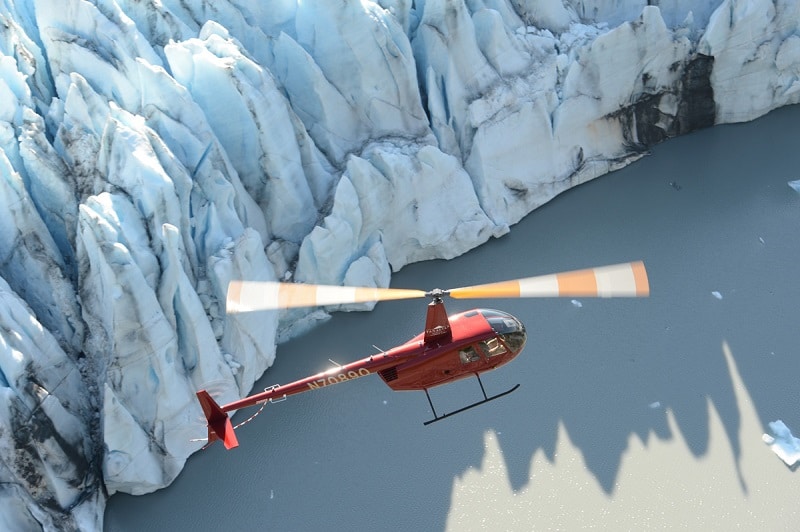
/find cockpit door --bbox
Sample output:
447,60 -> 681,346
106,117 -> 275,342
458,345 -> 482,365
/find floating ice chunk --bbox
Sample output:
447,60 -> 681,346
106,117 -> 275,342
571,299 -> 583,308
762,420 -> 800,467
711,291 -> 723,300
789,180 -> 800,193
649,401 -> 661,409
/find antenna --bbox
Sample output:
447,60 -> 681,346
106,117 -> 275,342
370,345 -> 386,361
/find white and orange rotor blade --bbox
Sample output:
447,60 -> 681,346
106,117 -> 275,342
226,281 -> 427,313
449,261 -> 649,299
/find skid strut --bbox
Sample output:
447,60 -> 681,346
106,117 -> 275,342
423,374 -> 520,426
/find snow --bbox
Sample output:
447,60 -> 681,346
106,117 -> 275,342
1,0 -> 799,527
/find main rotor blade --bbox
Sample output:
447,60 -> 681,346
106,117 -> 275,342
227,281 -> 427,313
448,261 -> 649,299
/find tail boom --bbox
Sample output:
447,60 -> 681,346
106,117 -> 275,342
196,390 -> 239,450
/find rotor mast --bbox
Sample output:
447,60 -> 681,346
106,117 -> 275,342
423,289 -> 452,346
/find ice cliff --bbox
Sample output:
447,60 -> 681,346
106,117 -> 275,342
1,0 -> 798,529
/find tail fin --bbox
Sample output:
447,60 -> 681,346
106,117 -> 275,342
196,390 -> 239,450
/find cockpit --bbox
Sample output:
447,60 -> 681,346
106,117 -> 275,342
478,309 -> 527,352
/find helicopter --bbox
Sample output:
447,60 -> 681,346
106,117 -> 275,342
196,261 -> 649,449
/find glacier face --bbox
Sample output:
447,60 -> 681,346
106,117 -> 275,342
1,0 -> 799,528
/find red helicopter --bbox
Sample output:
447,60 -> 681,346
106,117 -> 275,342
197,261 -> 649,449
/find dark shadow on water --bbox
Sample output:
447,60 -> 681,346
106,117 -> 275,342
104,104 -> 800,531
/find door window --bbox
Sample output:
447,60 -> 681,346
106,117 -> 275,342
459,346 -> 481,364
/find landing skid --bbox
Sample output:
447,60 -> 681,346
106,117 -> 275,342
423,374 -> 520,426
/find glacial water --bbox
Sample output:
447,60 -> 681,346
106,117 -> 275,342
105,104 -> 800,530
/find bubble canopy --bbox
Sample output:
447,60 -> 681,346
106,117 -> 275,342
478,309 -> 527,352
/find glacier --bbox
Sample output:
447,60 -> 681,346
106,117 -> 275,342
1,0 -> 799,529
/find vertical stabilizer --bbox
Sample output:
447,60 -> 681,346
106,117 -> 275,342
196,390 -> 239,450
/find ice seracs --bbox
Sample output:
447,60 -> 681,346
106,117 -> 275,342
1,0 -> 800,528
699,0 -> 800,122
0,275 -> 101,531
165,23 -> 334,248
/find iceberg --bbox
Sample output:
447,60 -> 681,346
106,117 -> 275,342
1,0 -> 799,528
762,420 -> 800,467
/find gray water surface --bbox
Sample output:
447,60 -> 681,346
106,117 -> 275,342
105,105 -> 800,531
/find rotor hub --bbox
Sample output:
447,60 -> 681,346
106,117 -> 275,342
425,288 -> 449,301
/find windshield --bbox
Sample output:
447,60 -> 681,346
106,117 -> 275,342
479,309 -> 527,352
